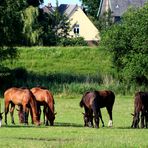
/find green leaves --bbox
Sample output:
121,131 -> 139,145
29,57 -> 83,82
101,3 -> 148,86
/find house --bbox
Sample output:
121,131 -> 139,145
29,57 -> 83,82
97,0 -> 148,22
43,4 -> 100,45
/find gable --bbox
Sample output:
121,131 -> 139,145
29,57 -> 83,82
68,7 -> 100,41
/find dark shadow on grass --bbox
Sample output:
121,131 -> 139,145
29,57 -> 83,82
1,122 -> 84,128
2,124 -> 37,128
1,136 -> 74,142
0,67 -> 103,96
114,126 -> 133,129
55,122 -> 83,128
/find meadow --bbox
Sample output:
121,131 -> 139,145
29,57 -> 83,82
0,46 -> 147,147
0,95 -> 148,148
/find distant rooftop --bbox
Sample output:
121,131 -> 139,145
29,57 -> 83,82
58,4 -> 79,17
99,0 -> 148,17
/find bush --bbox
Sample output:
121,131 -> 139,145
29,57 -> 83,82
58,37 -> 88,46
100,3 -> 148,87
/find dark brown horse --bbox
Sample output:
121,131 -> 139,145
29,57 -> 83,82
131,91 -> 148,128
30,87 -> 56,126
80,90 -> 115,128
4,87 -> 40,125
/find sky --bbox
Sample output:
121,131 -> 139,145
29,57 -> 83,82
44,0 -> 82,6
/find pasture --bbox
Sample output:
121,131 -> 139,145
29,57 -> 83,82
0,94 -> 148,148
0,46 -> 147,147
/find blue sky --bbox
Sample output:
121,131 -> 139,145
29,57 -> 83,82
44,0 -> 82,6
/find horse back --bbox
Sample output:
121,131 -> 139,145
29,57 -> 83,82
4,87 -> 31,105
31,87 -> 55,112
96,90 -> 115,108
134,92 -> 148,112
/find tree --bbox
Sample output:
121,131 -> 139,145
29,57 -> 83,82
0,0 -> 26,68
100,3 -> 148,87
80,0 -> 100,18
22,6 -> 41,45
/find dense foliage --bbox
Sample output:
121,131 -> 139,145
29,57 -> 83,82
101,3 -> 148,87
80,0 -> 100,18
0,0 -> 26,69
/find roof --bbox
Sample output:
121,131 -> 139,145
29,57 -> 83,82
42,4 -> 80,18
98,0 -> 148,17
58,4 -> 79,17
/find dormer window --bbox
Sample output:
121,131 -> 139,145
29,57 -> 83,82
116,4 -> 119,8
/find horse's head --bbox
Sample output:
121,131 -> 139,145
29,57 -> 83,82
82,112 -> 93,127
45,107 -> 56,126
16,106 -> 24,124
0,112 -> 4,127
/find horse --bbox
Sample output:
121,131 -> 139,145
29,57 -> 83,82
0,112 -> 4,127
131,91 -> 148,128
4,87 -> 40,126
80,90 -> 115,128
30,87 -> 56,126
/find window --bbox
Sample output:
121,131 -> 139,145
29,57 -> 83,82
73,24 -> 80,37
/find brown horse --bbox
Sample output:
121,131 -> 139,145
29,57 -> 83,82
30,87 -> 56,126
80,90 -> 115,128
131,91 -> 148,128
4,87 -> 40,125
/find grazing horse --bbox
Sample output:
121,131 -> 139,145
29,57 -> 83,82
30,87 -> 56,126
0,112 -> 4,127
80,90 -> 115,128
4,87 -> 40,125
131,91 -> 148,128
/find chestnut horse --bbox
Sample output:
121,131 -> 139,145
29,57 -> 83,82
80,90 -> 115,128
30,87 -> 56,126
4,87 -> 40,125
131,91 -> 148,128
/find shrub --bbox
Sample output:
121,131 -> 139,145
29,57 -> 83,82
58,37 -> 88,46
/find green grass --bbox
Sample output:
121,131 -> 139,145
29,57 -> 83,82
1,46 -> 118,95
4,46 -> 112,75
0,95 -> 148,148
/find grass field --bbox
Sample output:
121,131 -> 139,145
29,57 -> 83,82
0,94 -> 148,148
1,46 -> 117,95
0,46 -> 147,147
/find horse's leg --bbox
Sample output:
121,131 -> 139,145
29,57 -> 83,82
106,106 -> 113,127
38,105 -> 41,122
145,112 -> 148,128
43,106 -> 45,125
10,103 -> 15,124
45,107 -> 49,126
134,112 -> 140,128
141,110 -> 145,128
84,107 -> 90,127
29,107 -> 34,124
92,103 -> 99,128
89,110 -> 94,127
23,105 -> 29,125
98,109 -> 104,127
4,101 -> 10,125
